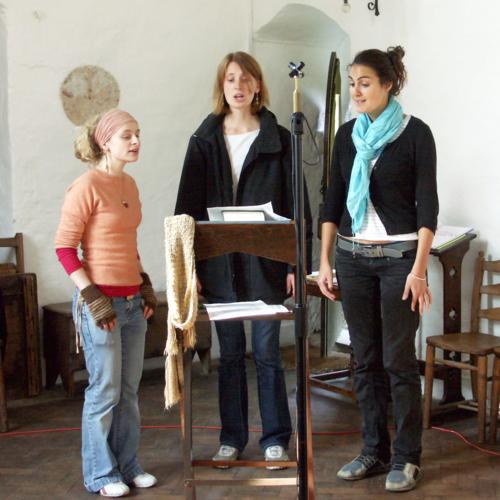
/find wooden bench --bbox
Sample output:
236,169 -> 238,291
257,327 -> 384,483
43,292 -> 211,396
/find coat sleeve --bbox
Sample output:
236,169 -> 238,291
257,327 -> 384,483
174,135 -> 208,220
414,122 -> 439,233
282,129 -> 313,273
322,124 -> 347,226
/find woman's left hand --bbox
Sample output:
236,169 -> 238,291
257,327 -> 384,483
402,272 -> 432,315
143,305 -> 154,320
286,273 -> 295,299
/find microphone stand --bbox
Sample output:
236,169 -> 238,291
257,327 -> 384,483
289,61 -> 313,500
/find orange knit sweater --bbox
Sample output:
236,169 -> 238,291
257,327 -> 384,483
55,169 -> 142,286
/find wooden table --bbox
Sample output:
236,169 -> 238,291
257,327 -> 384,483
429,233 -> 476,404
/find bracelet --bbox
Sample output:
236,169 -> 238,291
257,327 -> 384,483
409,272 -> 426,281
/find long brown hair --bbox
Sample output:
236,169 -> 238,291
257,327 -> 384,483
213,51 -> 270,115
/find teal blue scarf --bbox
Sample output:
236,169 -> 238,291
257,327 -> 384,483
347,97 -> 404,234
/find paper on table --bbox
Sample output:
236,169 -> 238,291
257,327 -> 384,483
307,270 -> 338,286
207,202 -> 290,222
204,300 -> 289,320
432,225 -> 473,250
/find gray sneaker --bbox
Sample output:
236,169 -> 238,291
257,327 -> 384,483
264,445 -> 289,470
212,445 -> 239,469
337,455 -> 390,481
385,463 -> 421,492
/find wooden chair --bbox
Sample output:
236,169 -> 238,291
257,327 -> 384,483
179,221 -> 315,499
423,251 -> 500,443
490,347 -> 500,443
0,233 -> 25,275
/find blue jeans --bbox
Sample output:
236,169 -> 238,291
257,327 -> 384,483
335,247 -> 422,466
74,293 -> 147,492
215,319 -> 292,451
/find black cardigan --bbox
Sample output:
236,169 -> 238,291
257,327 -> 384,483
175,107 -> 312,303
322,116 -> 439,236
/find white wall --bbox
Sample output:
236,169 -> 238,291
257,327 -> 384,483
3,0 -> 499,348
0,3 -> 13,251
3,0 -> 250,305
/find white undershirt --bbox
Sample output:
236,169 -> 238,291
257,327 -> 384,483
224,129 -> 260,202
354,114 -> 418,242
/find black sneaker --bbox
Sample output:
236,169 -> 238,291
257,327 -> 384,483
337,454 -> 390,481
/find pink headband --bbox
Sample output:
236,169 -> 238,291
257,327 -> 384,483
94,109 -> 137,150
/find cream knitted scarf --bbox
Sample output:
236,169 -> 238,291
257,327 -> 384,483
164,214 -> 198,409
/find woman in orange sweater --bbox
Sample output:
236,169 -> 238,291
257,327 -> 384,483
55,109 -> 157,497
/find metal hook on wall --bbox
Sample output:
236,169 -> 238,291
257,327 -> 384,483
367,0 -> 380,16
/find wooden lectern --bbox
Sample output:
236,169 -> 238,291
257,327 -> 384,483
179,221 -> 315,499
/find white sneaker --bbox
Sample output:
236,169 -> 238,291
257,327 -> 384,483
99,481 -> 130,497
131,472 -> 157,488
385,463 -> 421,492
265,445 -> 289,470
212,445 -> 239,469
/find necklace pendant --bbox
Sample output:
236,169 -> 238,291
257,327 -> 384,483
121,200 -> 129,208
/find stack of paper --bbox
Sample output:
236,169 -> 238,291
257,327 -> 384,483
207,202 -> 291,222
432,225 -> 474,251
203,300 -> 289,321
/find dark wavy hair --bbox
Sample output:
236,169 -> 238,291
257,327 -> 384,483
350,46 -> 407,95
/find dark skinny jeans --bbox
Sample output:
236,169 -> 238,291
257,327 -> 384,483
335,246 -> 422,466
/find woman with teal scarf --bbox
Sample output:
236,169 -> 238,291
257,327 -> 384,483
318,46 -> 438,493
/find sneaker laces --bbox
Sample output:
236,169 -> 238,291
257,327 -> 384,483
391,463 -> 406,471
218,445 -> 237,457
356,455 -> 379,468
266,446 -> 283,459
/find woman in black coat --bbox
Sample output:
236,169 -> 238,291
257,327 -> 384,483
175,51 -> 311,468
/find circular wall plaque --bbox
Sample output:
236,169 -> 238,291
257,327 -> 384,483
60,65 -> 120,125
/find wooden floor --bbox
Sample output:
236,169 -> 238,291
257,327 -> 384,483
1,362 -> 499,499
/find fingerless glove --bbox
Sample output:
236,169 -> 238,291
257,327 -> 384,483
80,284 -> 117,328
140,272 -> 157,313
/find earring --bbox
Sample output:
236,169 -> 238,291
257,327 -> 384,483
254,93 -> 260,106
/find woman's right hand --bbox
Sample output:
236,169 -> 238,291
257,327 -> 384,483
80,284 -> 117,331
317,262 -> 337,301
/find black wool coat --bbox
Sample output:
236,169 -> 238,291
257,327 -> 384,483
175,107 -> 312,303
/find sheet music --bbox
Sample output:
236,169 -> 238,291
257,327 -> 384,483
207,202 -> 290,222
432,225 -> 473,250
204,300 -> 289,320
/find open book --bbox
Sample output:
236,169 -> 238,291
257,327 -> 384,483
432,225 -> 474,251
207,202 -> 290,223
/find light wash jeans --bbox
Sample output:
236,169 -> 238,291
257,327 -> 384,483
74,292 -> 147,492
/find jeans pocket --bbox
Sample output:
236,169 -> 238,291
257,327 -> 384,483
82,309 -> 115,347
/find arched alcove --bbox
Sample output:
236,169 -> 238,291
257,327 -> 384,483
253,3 -> 350,345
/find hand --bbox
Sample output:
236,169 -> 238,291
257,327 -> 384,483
317,262 -> 337,301
286,272 -> 295,299
402,272 -> 432,315
140,272 -> 157,318
80,284 -> 117,331
100,317 -> 117,332
143,305 -> 154,320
